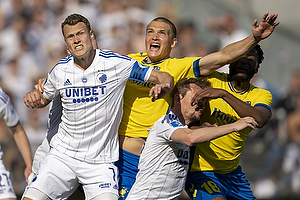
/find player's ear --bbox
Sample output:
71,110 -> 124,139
171,38 -> 177,48
66,47 -> 71,55
174,93 -> 181,103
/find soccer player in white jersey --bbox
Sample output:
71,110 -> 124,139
126,78 -> 258,200
26,31 -> 98,184
22,13 -> 173,200
0,87 -> 32,200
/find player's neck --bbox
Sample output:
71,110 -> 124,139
74,49 -> 96,70
231,80 -> 250,92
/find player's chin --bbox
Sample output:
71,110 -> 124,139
192,112 -> 201,121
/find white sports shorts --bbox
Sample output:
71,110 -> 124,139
32,138 -> 50,175
25,148 -> 119,200
0,161 -> 17,199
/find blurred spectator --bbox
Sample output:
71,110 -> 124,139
206,12 -> 248,73
0,0 -> 24,28
280,95 -> 300,198
64,0 -> 99,26
155,0 -> 178,25
274,70 -> 300,114
172,20 -> 209,58
125,0 -> 155,53
94,0 -> 131,54
0,15 -> 25,63
0,58 -> 33,124
24,109 -> 47,155
24,8 -> 49,67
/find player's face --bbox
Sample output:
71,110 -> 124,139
229,48 -> 259,82
145,21 -> 177,62
180,84 -> 205,125
63,22 -> 93,58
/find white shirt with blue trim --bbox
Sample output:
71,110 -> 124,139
43,49 -> 152,164
127,111 -> 189,199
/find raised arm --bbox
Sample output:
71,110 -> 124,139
171,116 -> 257,146
148,69 -> 174,101
192,88 -> 272,128
10,122 -> 33,180
199,13 -> 279,76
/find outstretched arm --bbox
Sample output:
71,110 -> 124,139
10,122 -> 33,180
171,116 -> 257,146
148,69 -> 174,102
192,87 -> 272,128
199,13 -> 279,76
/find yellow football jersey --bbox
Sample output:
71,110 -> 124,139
118,52 -> 201,138
190,71 -> 273,174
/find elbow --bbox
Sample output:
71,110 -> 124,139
186,135 -> 203,146
256,117 -> 271,128
168,75 -> 174,88
257,121 -> 268,129
254,111 -> 272,128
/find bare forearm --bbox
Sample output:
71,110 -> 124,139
188,124 -> 237,145
199,35 -> 259,75
148,70 -> 174,101
220,34 -> 259,64
149,70 -> 174,87
221,91 -> 269,127
173,125 -> 235,146
12,124 -> 33,168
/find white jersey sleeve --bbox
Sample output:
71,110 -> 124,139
0,87 -> 19,127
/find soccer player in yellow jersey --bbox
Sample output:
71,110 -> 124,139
29,13 -> 279,200
118,13 -> 279,199
185,45 -> 271,199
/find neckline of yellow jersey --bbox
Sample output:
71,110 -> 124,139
142,56 -> 171,65
228,78 -> 251,95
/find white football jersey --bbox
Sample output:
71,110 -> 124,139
43,49 -> 152,164
0,87 -> 19,159
127,111 -> 189,200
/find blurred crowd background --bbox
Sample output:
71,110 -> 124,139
0,0 -> 299,199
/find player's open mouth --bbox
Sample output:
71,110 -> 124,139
150,43 -> 160,51
75,45 -> 83,50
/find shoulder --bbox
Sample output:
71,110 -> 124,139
161,112 -> 184,128
0,88 -> 10,105
55,54 -> 74,68
98,49 -> 132,61
250,84 -> 272,96
127,52 -> 147,60
162,57 -> 200,65
206,71 -> 228,84
50,54 -> 74,74
208,71 -> 227,78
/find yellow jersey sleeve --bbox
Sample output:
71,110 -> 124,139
118,53 -> 201,138
190,71 -> 273,174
